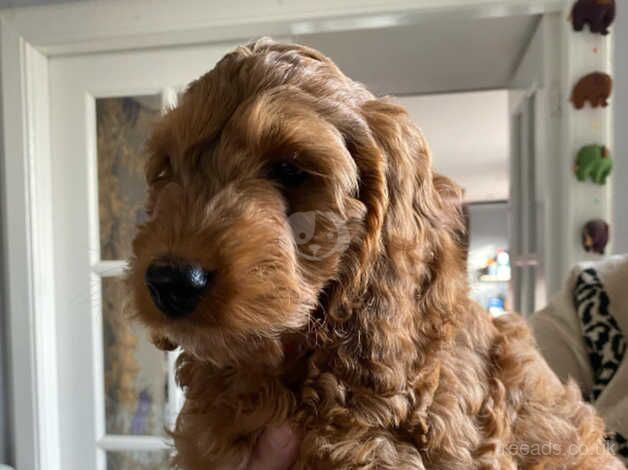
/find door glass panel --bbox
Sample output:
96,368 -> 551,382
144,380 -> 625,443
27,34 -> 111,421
97,95 -> 160,260
106,450 -> 171,470
102,276 -> 169,436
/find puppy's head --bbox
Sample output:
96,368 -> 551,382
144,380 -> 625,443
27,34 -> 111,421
129,39 -> 465,369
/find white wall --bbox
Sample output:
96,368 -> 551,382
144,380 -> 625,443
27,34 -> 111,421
468,202 -> 510,252
613,10 -> 628,254
399,91 -> 509,202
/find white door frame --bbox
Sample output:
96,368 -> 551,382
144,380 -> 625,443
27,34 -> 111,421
509,14 -> 559,312
0,0 -> 606,469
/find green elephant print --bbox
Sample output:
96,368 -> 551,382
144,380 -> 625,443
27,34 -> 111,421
575,144 -> 613,185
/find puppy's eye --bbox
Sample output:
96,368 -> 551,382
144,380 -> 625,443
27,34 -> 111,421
270,161 -> 307,188
149,164 -> 172,185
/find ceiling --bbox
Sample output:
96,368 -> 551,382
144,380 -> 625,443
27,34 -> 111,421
296,14 -> 539,96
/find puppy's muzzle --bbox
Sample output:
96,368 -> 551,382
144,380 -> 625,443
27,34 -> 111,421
145,258 -> 212,318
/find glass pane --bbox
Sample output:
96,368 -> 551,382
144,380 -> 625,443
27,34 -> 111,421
107,450 -> 171,470
97,95 -> 161,260
102,276 -> 169,436
466,203 -> 511,318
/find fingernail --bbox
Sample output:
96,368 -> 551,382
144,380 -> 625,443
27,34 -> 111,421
268,425 -> 295,450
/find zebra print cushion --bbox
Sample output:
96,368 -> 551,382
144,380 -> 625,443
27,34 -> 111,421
573,268 -> 627,462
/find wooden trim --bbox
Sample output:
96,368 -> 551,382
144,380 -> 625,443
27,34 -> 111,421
23,38 -> 60,470
1,0 -> 564,56
2,20 -> 38,470
96,435 -> 171,452
559,6 -> 613,272
91,261 -> 128,278
0,19 -> 60,470
465,199 -> 509,207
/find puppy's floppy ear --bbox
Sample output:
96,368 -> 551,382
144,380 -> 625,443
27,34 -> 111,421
324,97 -> 466,326
323,107 -> 389,321
347,98 -> 466,326
431,172 -> 467,247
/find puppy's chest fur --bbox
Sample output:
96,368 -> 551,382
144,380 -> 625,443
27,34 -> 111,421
171,311 -> 622,470
173,352 -> 438,469
168,310 -> 544,470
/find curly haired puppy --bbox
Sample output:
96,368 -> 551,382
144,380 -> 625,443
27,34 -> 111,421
129,39 -> 623,469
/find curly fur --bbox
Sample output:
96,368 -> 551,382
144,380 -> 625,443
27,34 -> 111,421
128,39 -> 623,469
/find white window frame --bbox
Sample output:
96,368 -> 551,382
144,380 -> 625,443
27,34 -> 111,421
0,0 -> 611,469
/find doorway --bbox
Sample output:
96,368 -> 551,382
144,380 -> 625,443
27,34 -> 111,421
45,17 -> 547,468
294,15 -> 545,316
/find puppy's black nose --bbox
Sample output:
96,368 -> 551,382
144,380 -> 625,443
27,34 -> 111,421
145,260 -> 211,318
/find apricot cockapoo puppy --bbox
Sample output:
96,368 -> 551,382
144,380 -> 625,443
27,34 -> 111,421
129,39 -> 623,469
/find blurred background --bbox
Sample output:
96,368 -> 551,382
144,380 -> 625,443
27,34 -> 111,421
0,1 -> 626,469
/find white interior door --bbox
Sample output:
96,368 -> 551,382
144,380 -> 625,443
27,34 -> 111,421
48,41 -> 238,470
